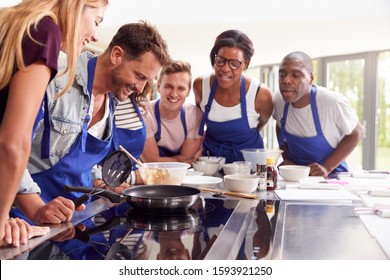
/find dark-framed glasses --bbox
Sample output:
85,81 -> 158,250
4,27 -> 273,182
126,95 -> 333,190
214,55 -> 245,70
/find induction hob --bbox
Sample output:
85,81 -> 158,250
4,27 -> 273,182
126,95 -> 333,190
25,197 -> 252,260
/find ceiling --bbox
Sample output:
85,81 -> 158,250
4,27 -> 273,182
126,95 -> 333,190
2,0 -> 390,78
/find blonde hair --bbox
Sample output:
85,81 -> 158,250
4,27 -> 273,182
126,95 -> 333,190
157,60 -> 192,88
0,0 -> 109,95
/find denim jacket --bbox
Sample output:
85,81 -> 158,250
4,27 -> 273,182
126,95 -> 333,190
19,52 -> 117,194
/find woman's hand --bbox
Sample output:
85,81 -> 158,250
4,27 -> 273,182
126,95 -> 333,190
0,217 -> 50,247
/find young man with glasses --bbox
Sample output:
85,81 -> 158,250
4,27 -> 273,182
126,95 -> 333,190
193,29 -> 273,163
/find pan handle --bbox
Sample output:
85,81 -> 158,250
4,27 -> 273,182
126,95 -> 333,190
64,186 -> 96,193
64,186 -> 121,203
73,194 -> 90,207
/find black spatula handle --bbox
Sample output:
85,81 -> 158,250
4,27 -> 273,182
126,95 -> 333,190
73,194 -> 90,207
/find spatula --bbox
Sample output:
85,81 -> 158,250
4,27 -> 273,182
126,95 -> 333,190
67,150 -> 132,207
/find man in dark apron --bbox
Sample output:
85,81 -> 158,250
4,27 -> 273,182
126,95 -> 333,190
12,22 -> 170,225
274,51 -> 362,178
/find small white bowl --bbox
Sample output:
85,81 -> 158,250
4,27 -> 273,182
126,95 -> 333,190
186,170 -> 204,176
198,156 -> 226,170
279,165 -> 310,182
232,161 -> 252,174
223,163 -> 239,175
223,174 -> 260,193
192,161 -> 220,176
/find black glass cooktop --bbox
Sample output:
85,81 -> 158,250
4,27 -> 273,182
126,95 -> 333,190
26,197 -> 239,260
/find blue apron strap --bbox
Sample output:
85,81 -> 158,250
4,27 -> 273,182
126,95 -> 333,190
198,77 -> 218,136
40,93 -> 50,159
155,99 -> 187,142
180,107 -> 187,137
109,93 -> 119,150
278,103 -> 289,148
309,86 -> 322,135
239,76 -> 247,119
82,57 -> 96,152
154,99 -> 162,142
130,96 -> 144,126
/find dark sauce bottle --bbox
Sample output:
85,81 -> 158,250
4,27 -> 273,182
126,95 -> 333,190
266,157 -> 278,190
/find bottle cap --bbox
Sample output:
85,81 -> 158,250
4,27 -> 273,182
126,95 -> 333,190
266,157 -> 275,164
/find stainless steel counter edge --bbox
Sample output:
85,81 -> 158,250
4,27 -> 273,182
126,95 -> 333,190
204,198 -> 257,260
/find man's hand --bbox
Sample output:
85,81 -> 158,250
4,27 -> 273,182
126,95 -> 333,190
308,162 -> 329,177
34,197 -> 85,225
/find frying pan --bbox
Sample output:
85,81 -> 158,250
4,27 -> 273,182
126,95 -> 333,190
66,185 -> 201,212
66,150 -> 133,207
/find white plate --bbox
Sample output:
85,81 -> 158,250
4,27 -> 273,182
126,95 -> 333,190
182,176 -> 222,188
186,170 -> 204,176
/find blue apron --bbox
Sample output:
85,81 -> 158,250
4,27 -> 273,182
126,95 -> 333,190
278,86 -> 348,174
116,96 -> 146,170
11,57 -> 116,223
198,76 -> 264,163
154,99 -> 187,157
33,94 -> 50,159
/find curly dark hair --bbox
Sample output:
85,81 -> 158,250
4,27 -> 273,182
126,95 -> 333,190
209,29 -> 254,69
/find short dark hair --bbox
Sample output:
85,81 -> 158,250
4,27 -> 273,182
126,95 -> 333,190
209,29 -> 254,69
281,51 -> 313,73
106,20 -> 171,66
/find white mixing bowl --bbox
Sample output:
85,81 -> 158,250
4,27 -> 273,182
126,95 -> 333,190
192,161 -> 220,176
198,156 -> 226,171
279,165 -> 310,182
139,162 -> 190,185
223,174 -> 260,193
240,149 -> 283,172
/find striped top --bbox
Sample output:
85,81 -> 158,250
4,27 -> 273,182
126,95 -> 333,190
114,98 -> 143,130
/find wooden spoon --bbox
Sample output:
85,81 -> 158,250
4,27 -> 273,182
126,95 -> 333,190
119,145 -> 144,167
200,187 -> 258,199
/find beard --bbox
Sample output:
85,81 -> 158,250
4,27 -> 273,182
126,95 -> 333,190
111,66 -> 124,98
110,66 -> 136,101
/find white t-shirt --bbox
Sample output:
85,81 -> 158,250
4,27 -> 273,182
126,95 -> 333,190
272,85 -> 359,148
199,73 -> 261,128
144,101 -> 203,152
88,94 -> 111,140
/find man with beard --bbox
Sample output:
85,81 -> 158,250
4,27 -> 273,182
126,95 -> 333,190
273,51 -> 362,178
11,21 -> 171,223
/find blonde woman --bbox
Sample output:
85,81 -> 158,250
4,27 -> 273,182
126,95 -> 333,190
0,0 -> 108,247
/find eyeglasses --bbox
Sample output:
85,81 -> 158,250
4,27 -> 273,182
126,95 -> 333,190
214,55 -> 245,70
